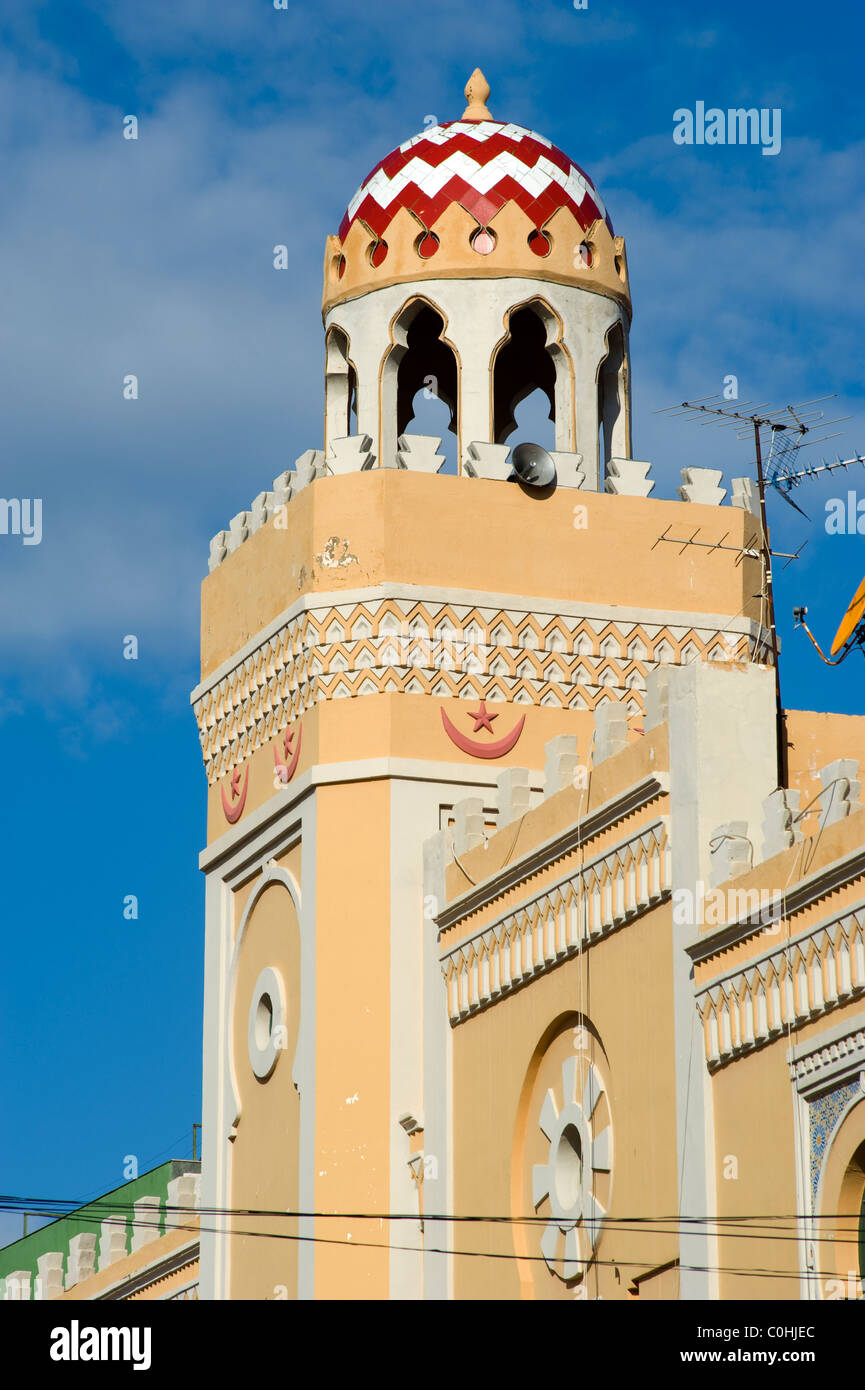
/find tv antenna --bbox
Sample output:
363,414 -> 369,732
655,394 -> 862,787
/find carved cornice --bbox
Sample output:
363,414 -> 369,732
696,900 -> 865,1071
437,771 -> 669,931
687,838 -> 865,965
441,817 -> 671,1024
788,1017 -> 865,1098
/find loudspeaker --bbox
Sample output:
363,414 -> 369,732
509,441 -> 556,487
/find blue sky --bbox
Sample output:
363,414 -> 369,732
1,0 -> 863,1243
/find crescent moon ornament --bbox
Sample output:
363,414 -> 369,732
221,764 -> 250,824
440,703 -> 525,759
273,721 -> 303,784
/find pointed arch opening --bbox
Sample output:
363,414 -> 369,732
596,320 -> 629,474
382,299 -> 459,473
492,301 -> 574,453
324,326 -> 357,451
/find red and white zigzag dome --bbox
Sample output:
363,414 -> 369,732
338,109 -> 612,248
322,69 -> 630,316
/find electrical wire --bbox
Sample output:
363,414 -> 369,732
2,1196 -> 861,1232
2,1207 -> 858,1285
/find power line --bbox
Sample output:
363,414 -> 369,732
3,1211 -> 854,1285
2,1200 -> 860,1287
1,1196 -> 861,1235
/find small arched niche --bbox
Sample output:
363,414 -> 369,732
492,302 -> 573,452
596,320 -> 630,475
324,326 -> 357,450
381,299 -> 458,470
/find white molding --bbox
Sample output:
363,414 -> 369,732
387,778 -> 480,1299
437,771 -> 669,930
787,1015 -> 865,1299
688,833 -> 865,965
696,894 -> 865,996
787,1013 -> 865,1097
94,1241 -> 199,1303
199,758 -> 544,875
229,868 -> 301,1131
441,817 -> 671,1022
199,800 -> 315,1302
247,965 -> 288,1082
695,902 -> 865,1071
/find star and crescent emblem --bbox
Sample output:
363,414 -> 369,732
221,764 -> 250,824
440,699 -> 525,759
221,720 -> 303,824
222,700 -> 517,823
273,721 -> 303,784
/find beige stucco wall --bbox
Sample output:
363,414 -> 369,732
450,898 -> 678,1299
229,870 -> 302,1299
201,473 -> 762,682
786,709 -> 865,837
310,780 -> 392,1298
710,1038 -> 800,1300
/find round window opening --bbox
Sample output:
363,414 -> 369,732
255,992 -> 274,1051
470,227 -> 496,255
554,1122 -> 583,1211
247,966 -> 286,1081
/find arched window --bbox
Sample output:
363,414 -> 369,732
493,306 -> 556,446
324,327 -> 357,448
492,301 -> 574,455
597,321 -> 629,469
381,300 -> 458,471
395,304 -> 457,438
507,388 -> 555,453
403,383 -> 458,473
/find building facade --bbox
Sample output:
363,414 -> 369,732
0,1162 -> 201,1301
21,70 -> 860,1304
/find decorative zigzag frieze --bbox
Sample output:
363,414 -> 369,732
440,819 -> 671,1024
192,598 -> 759,785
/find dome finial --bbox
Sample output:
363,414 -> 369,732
462,68 -> 493,121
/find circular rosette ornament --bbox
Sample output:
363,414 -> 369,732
531,1055 -> 612,1282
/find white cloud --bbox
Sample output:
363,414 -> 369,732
0,24 -> 861,687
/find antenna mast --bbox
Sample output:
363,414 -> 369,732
655,395 -> 860,789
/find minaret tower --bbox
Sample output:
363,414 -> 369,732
323,67 -> 632,485
195,72 -> 765,1300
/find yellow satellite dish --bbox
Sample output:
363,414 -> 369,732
831,572 -> 865,656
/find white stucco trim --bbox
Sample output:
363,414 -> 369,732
247,966 -> 288,1081
787,1011 -> 865,1094
688,841 -> 865,966
388,780 -> 465,1299
199,804 -> 316,1301
437,771 -> 669,930
199,758 -> 544,875
665,662 -> 778,1301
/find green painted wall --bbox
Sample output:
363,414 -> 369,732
0,1159 -> 199,1294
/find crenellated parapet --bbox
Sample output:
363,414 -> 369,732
690,758 -> 865,1072
0,1166 -> 200,1302
206,454 -> 756,577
